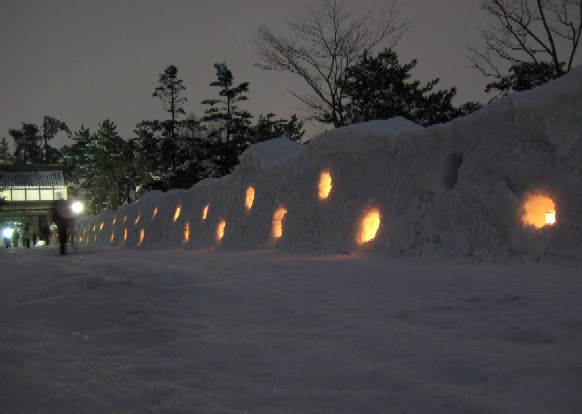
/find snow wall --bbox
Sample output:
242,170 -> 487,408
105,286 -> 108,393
75,66 -> 582,261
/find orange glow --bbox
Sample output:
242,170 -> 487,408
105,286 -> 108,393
123,228 -> 128,241
123,215 -> 127,224
202,204 -> 209,220
174,206 -> 181,222
112,217 -> 117,225
245,186 -> 255,211
183,223 -> 190,243
135,213 -> 141,225
522,194 -> 557,228
79,236 -> 84,242
318,171 -> 333,199
217,219 -> 226,241
99,222 -> 104,231
110,232 -> 115,243
92,225 -> 96,232
152,207 -> 158,220
357,208 -> 381,245
272,207 -> 288,239
138,229 -> 145,246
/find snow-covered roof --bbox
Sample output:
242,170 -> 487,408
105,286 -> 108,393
0,167 -> 66,188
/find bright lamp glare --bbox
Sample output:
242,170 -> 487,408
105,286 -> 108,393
2,227 -> 14,239
70,201 -> 84,215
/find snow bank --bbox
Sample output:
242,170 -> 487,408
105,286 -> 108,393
75,67 -> 582,261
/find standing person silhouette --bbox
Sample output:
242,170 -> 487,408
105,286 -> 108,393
23,223 -> 33,248
52,200 -> 72,255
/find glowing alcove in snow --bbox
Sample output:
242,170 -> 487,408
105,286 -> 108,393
272,207 -> 288,239
138,229 -> 145,246
152,207 -> 158,220
357,208 -> 381,245
174,206 -> 182,222
183,223 -> 190,243
522,194 -> 556,228
217,219 -> 226,241
318,171 -> 332,199
245,187 -> 255,211
202,204 -> 209,220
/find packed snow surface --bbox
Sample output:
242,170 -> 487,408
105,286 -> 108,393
1,247 -> 581,413
74,66 -> 582,261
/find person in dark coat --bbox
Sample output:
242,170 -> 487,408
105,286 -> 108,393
12,229 -> 20,248
53,200 -> 72,255
41,225 -> 51,246
23,223 -> 33,248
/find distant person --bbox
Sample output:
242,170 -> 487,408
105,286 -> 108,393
23,223 -> 33,248
41,225 -> 51,246
12,229 -> 20,248
50,222 -> 58,241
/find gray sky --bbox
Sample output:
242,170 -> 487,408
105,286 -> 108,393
1,0 -> 489,146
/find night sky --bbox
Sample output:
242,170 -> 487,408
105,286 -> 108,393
1,0 -> 489,145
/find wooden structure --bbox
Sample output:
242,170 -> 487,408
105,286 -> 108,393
0,165 -> 68,244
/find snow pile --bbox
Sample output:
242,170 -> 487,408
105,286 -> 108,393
75,67 -> 582,260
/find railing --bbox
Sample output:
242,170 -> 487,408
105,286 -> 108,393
0,200 -> 54,211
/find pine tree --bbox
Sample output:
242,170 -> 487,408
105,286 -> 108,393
60,125 -> 90,198
9,123 -> 43,164
341,49 -> 480,126
0,137 -> 13,164
84,120 -> 126,212
152,65 -> 187,173
41,116 -> 70,163
202,63 -> 252,175
485,61 -> 563,98
250,114 -> 304,144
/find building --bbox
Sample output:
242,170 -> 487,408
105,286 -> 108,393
0,164 -> 68,245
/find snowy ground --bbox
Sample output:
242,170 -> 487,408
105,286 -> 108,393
1,246 -> 581,413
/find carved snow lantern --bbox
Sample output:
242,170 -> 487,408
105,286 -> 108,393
272,207 -> 288,239
138,229 -> 145,246
152,207 -> 158,220
245,187 -> 255,211
183,222 -> 190,243
318,171 -> 333,200
522,194 -> 557,228
202,204 -> 209,220
174,206 -> 182,222
135,213 -> 141,225
357,207 -> 381,245
217,219 -> 226,241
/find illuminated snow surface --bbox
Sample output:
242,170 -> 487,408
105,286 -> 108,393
3,68 -> 582,412
1,247 -> 581,413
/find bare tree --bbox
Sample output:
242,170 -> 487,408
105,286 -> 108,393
253,0 -> 410,127
470,0 -> 582,83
